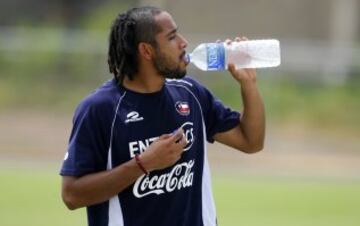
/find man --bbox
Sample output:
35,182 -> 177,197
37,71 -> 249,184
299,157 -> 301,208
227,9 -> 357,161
60,6 -> 265,226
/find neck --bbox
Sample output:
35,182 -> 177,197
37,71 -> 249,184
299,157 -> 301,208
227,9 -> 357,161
122,67 -> 165,93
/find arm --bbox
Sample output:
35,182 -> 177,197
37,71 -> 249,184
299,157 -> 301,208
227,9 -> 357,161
213,37 -> 265,153
62,129 -> 186,210
62,159 -> 144,210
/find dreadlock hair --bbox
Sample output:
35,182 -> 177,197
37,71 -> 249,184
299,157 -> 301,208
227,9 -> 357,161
107,6 -> 163,84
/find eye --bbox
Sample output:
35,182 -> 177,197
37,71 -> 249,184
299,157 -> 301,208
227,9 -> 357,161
168,35 -> 176,40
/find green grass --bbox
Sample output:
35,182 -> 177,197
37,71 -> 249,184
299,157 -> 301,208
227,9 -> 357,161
213,176 -> 360,226
0,169 -> 86,226
1,169 -> 359,226
200,73 -> 360,133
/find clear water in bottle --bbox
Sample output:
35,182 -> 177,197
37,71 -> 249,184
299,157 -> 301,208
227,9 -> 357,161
185,39 -> 281,71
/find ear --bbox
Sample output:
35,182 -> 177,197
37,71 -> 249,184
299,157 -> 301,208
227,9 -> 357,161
138,42 -> 154,61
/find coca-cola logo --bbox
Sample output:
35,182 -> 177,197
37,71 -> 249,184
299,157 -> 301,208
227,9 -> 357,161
133,160 -> 195,198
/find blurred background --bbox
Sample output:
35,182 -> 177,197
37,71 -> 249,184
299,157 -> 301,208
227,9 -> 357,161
0,0 -> 359,225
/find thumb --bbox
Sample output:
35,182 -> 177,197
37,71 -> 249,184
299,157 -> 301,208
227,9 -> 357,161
228,63 -> 236,74
158,133 -> 172,140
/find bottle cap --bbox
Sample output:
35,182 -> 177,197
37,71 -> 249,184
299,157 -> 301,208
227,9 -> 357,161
184,53 -> 191,65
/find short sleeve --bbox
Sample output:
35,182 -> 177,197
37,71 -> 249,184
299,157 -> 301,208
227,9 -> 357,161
60,99 -> 111,177
185,77 -> 240,143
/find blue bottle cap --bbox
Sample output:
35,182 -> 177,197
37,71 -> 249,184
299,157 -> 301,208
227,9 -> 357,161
184,53 -> 191,64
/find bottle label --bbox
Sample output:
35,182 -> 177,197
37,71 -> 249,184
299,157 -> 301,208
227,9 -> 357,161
206,43 -> 225,70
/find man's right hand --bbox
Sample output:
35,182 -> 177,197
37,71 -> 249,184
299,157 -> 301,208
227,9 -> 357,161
61,129 -> 187,210
139,128 -> 187,172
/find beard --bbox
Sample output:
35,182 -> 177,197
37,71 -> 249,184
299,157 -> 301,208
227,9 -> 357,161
153,48 -> 187,79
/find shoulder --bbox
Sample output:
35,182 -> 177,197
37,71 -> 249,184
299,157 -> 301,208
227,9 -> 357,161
165,76 -> 216,110
165,75 -> 207,93
75,79 -> 122,119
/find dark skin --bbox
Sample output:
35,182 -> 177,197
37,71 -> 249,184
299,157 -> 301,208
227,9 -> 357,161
61,12 -> 265,210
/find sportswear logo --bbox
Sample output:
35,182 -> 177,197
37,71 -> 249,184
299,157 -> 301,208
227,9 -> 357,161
175,101 -> 190,116
125,111 -> 144,123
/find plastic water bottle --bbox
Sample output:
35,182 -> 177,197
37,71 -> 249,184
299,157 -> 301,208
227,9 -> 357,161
185,39 -> 281,71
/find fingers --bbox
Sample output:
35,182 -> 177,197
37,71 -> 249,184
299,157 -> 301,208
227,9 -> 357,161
158,134 -> 172,140
235,36 -> 248,42
169,128 -> 188,150
169,128 -> 184,143
176,132 -> 188,148
225,39 -> 232,45
169,128 -> 187,162
216,39 -> 232,45
217,36 -> 249,44
158,128 -> 183,142
149,128 -> 190,170
228,63 -> 236,74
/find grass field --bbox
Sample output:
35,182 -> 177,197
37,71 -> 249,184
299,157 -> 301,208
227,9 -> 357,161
1,168 -> 359,226
213,176 -> 360,226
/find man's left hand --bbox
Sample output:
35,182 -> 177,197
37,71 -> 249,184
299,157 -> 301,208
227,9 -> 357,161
226,36 -> 257,86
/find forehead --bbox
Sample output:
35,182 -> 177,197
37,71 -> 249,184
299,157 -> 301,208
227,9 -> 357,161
154,12 -> 177,34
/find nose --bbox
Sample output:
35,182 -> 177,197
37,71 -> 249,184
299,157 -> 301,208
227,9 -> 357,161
179,34 -> 188,49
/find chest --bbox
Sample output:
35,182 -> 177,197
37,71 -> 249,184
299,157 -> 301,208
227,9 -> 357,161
111,88 -> 204,164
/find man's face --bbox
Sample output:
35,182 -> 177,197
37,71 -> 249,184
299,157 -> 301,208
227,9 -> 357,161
152,12 -> 188,79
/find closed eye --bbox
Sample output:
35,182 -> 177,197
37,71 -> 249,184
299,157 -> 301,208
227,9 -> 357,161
166,28 -> 178,41
168,35 -> 176,40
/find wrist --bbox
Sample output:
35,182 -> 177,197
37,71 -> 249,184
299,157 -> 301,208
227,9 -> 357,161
240,79 -> 257,90
135,154 -> 149,175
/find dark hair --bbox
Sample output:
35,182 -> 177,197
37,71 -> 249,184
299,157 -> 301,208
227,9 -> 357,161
107,6 -> 163,84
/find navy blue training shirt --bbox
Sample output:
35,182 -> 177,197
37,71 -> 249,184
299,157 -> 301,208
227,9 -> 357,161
60,76 -> 240,226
